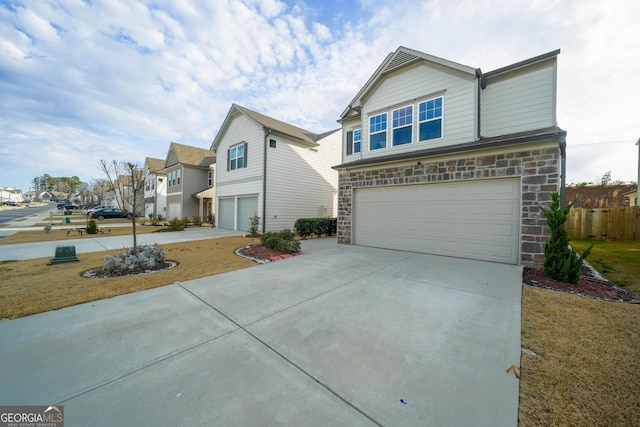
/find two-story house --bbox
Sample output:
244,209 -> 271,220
164,142 -> 216,221
334,46 -> 565,267
143,157 -> 167,219
211,104 -> 341,233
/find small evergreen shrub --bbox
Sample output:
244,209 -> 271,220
192,215 -> 202,226
294,218 -> 337,238
167,217 -> 184,231
261,230 -> 300,253
539,192 -> 593,284
85,219 -> 99,235
248,214 -> 261,237
103,244 -> 166,276
180,217 -> 190,227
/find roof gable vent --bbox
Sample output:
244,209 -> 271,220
384,51 -> 419,73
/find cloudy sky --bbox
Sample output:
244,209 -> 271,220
1,0 -> 638,192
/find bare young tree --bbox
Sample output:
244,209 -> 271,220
98,159 -> 148,252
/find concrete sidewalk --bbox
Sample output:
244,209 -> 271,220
0,208 -> 244,261
0,238 -> 522,426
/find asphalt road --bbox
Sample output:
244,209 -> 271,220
0,203 -> 55,224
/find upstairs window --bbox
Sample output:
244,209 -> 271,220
228,142 -> 248,171
369,113 -> 387,150
353,129 -> 361,153
208,170 -> 213,186
392,105 -> 413,146
346,128 -> 362,155
418,97 -> 443,141
176,169 -> 181,185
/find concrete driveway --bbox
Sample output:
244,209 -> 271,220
0,238 -> 522,426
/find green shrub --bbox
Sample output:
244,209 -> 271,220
539,192 -> 592,284
167,217 -> 184,231
180,217 -> 190,227
85,219 -> 99,235
248,214 -> 261,237
261,230 -> 300,253
192,215 -> 202,227
294,218 -> 337,239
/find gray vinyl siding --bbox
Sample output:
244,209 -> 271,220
355,62 -> 476,162
265,130 -> 341,231
481,59 -> 557,137
181,167 -> 208,219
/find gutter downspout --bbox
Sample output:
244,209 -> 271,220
263,129 -> 271,233
559,136 -> 567,207
475,68 -> 485,140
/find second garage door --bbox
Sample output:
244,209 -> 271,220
353,178 -> 520,264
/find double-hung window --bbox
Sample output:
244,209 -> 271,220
369,113 -> 387,150
418,97 -> 443,141
346,129 -> 362,155
392,105 -> 413,146
228,142 -> 248,171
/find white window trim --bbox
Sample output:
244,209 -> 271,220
417,96 -> 444,143
368,112 -> 388,151
391,104 -> 413,147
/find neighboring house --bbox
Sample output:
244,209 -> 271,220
194,163 -> 216,223
0,187 -> 23,204
143,157 -> 167,219
115,171 -> 144,216
211,104 -> 341,233
624,190 -> 638,206
334,46 -> 565,267
163,142 -> 216,221
38,192 -> 52,202
565,184 -> 636,208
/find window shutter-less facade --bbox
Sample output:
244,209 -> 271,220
346,131 -> 353,156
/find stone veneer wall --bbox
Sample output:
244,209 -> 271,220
337,146 -> 560,267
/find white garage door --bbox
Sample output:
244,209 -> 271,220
218,198 -> 234,230
237,196 -> 258,232
353,179 -> 520,264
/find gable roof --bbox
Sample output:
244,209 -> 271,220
165,142 -> 216,169
340,46 -> 477,121
144,157 -> 165,174
211,104 -> 325,151
339,46 -> 561,121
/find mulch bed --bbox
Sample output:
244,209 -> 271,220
523,267 -> 639,303
236,244 -> 302,263
81,261 -> 178,278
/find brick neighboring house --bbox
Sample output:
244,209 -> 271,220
334,46 -> 565,267
164,142 -> 216,221
566,184 -> 637,208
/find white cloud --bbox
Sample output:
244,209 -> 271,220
1,0 -> 639,191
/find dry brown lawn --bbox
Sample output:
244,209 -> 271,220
519,285 -> 640,426
0,236 -> 259,319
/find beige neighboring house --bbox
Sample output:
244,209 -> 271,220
143,157 -> 167,219
115,171 -> 145,216
164,142 -> 216,221
0,187 -> 23,204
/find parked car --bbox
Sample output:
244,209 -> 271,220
89,208 -> 129,220
83,204 -> 111,215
